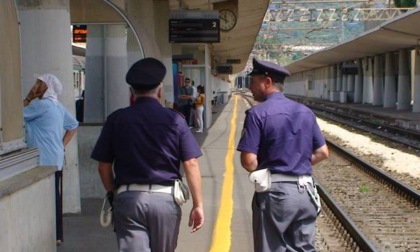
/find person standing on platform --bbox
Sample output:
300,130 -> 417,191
91,57 -> 204,252
178,77 -> 194,126
194,86 -> 205,133
237,58 -> 329,252
189,80 -> 198,127
23,74 -> 79,245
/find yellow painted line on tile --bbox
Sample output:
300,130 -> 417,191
209,95 -> 238,252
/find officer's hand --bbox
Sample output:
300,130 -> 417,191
188,206 -> 204,233
106,191 -> 114,208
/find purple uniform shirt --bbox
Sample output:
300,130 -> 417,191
91,97 -> 202,186
237,92 -> 325,175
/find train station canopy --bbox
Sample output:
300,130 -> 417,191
285,8 -> 420,74
170,0 -> 270,74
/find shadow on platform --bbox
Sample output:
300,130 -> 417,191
58,199 -> 117,252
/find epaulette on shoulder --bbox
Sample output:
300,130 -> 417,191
168,108 -> 185,118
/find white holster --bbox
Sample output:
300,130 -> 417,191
249,168 -> 272,192
299,177 -> 322,215
173,179 -> 190,206
99,196 -> 112,228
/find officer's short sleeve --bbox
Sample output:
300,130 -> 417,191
237,110 -> 261,154
312,118 -> 326,150
91,115 -> 115,163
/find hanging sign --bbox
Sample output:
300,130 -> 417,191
169,11 -> 220,43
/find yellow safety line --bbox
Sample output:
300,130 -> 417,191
209,95 -> 238,252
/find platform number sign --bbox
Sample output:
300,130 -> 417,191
169,19 -> 220,43
169,11 -> 220,43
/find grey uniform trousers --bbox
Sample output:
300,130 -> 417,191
252,182 -> 318,252
113,191 -> 182,252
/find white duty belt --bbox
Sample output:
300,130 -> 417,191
271,173 -> 313,184
249,168 -> 321,214
117,184 -> 173,195
249,169 -> 313,192
116,181 -> 190,206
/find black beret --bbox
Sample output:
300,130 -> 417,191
126,57 -> 166,90
249,58 -> 290,82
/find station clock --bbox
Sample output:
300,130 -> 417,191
219,9 -> 237,31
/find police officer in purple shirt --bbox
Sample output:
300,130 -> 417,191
237,58 -> 329,252
91,57 -> 204,252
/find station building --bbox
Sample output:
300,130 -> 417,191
284,8 -> 420,131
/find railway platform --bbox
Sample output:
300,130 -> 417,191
58,94 -> 256,252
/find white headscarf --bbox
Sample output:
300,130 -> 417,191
38,74 -> 63,104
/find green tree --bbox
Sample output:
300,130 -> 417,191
394,0 -> 417,7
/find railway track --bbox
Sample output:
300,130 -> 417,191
236,91 -> 420,251
315,141 -> 420,251
314,142 -> 420,252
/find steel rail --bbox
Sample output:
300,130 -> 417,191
315,180 -> 378,252
327,139 -> 420,207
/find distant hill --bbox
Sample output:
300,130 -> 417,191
252,0 -> 406,65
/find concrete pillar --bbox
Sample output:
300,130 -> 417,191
397,49 -> 411,110
328,65 -> 335,101
336,64 -> 343,91
340,71 -> 348,103
104,24 -> 130,115
126,0 -> 146,67
354,59 -> 363,103
413,50 -> 420,112
153,0 -> 174,104
322,67 -> 328,99
0,0 -> 25,148
18,0 -> 81,213
342,74 -> 348,91
327,66 -> 334,93
84,25 -> 105,123
127,29 -> 144,67
126,0 -> 173,104
373,55 -> 384,106
384,52 -> 397,108
84,25 -> 129,122
205,44 -> 212,128
329,65 -> 338,101
363,57 -> 374,104
347,74 -> 355,91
